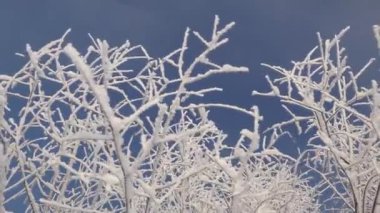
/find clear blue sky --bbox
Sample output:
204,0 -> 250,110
1,0 -> 380,151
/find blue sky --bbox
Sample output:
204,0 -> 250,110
1,0 -> 380,150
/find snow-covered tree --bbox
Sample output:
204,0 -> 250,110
255,26 -> 380,212
0,16 -> 318,213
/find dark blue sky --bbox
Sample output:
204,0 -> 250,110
1,0 -> 380,147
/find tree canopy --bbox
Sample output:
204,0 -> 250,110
0,16 -> 380,213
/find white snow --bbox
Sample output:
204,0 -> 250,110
102,173 -> 120,185
374,25 -> 380,49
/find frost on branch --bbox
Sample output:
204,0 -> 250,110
255,27 -> 380,212
374,25 -> 380,50
0,16 -> 318,212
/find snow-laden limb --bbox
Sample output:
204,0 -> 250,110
0,82 -> 6,213
0,16 -> 316,213
374,25 -> 380,50
0,143 -> 6,213
0,15 -> 320,212
255,27 -> 380,212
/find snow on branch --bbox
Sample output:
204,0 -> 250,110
0,16 -> 319,213
255,26 -> 380,212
